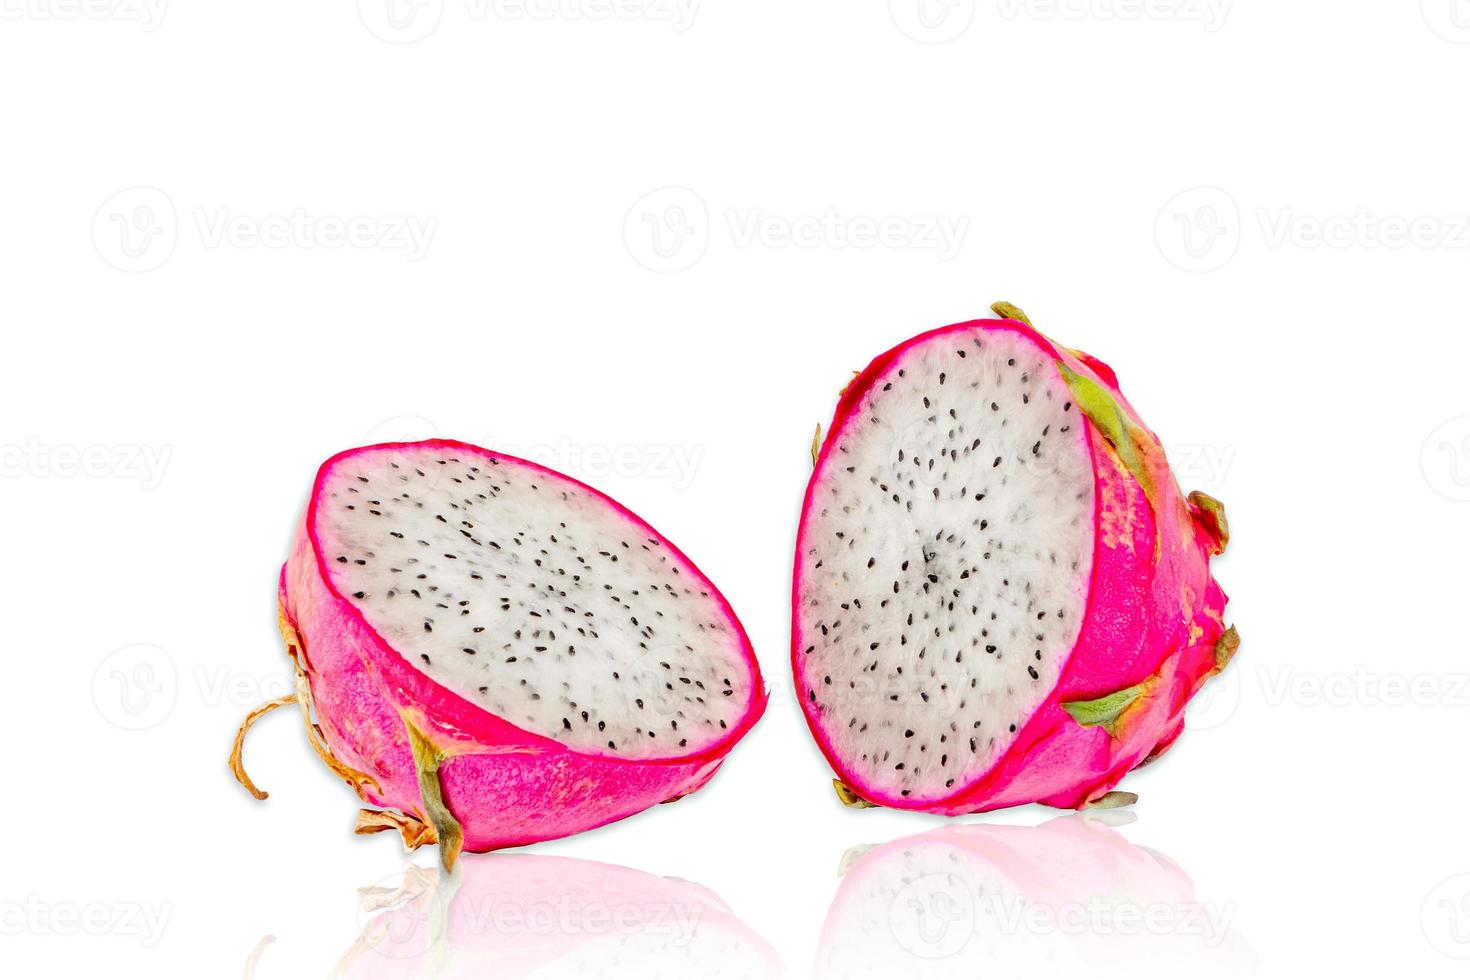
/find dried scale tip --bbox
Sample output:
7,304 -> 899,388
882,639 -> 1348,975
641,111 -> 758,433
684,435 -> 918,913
811,423 -> 823,467
228,695 -> 297,801
989,300 -> 1033,326
1213,625 -> 1242,674
832,779 -> 878,810
1086,791 -> 1140,810
1188,490 -> 1231,556
228,611 -> 383,804
354,808 -> 438,850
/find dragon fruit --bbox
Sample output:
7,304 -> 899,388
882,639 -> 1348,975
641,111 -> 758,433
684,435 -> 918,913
793,303 -> 1234,813
231,439 -> 767,868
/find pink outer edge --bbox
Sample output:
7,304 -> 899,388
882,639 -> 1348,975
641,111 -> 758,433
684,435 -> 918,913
791,319 -> 1092,809
284,439 -> 767,852
792,318 -> 1228,814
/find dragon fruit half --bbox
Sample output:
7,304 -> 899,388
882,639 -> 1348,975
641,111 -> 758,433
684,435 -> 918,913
232,440 -> 767,868
793,303 -> 1235,813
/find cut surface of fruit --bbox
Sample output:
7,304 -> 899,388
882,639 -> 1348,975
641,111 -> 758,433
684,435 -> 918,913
793,307 -> 1233,815
316,443 -> 753,758
795,326 -> 1095,804
233,439 -> 766,862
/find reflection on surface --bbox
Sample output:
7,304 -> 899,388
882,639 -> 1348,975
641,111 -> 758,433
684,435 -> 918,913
333,854 -> 781,979
816,813 -> 1255,979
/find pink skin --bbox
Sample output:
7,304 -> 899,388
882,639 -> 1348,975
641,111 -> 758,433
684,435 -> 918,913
793,319 -> 1229,813
283,440 -> 767,853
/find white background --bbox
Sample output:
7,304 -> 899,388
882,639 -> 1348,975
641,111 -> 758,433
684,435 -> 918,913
3,2 -> 1469,977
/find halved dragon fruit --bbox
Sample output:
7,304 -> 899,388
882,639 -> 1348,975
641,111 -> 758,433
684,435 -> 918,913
793,303 -> 1234,813
231,440 -> 766,868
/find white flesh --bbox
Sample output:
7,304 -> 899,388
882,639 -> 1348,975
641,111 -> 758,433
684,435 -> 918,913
317,445 -> 751,758
797,328 -> 1095,802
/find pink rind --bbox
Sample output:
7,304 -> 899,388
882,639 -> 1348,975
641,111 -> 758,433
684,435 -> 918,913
285,439 -> 767,853
792,319 -> 1230,814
